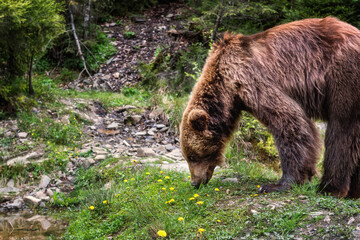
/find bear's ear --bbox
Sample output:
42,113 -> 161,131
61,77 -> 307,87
188,109 -> 209,132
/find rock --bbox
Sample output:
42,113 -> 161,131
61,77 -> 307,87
166,13 -> 174,18
250,209 -> 259,215
46,189 -> 54,197
39,175 -> 51,188
18,132 -> 28,138
221,178 -> 239,183
107,122 -> 119,130
24,196 -> 41,207
6,179 -> 15,187
165,144 -> 175,152
324,215 -> 331,223
92,147 -> 108,155
155,124 -> 166,129
159,127 -> 169,132
135,131 -> 147,136
348,217 -> 355,225
127,115 -> 142,125
7,152 -> 43,165
113,72 -> 120,78
4,198 -> 24,209
35,190 -> 50,201
137,148 -> 156,157
164,148 -> 183,161
66,161 -> 74,170
140,158 -> 160,164
0,187 -> 21,194
115,105 -> 136,112
82,158 -> 96,169
94,155 -> 106,161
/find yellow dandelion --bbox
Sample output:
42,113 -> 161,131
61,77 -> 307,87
215,188 -> 220,191
254,194 -> 258,197
160,171 -> 163,174
194,194 -> 200,198
116,194 -> 120,197
189,197 -> 195,201
132,159 -> 137,163
162,187 -> 166,191
169,187 -> 175,191
196,201 -> 204,205
124,179 -> 128,183
198,228 -> 205,234
60,163 -> 62,165
157,230 -> 167,237
187,176 -> 191,179
169,199 -> 175,203
146,172 -> 150,175
206,194 -> 209,196
217,219 -> 221,223
257,185 -> 260,188
131,178 -> 135,181
158,179 -> 163,182
89,206 -> 95,210
165,176 -> 170,179
250,194 -> 253,197
126,187 -> 130,189
178,217 -> 184,221
103,200 -> 107,204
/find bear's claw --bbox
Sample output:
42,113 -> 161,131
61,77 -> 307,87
259,183 -> 291,193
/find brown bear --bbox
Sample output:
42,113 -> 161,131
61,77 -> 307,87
180,17 -> 360,198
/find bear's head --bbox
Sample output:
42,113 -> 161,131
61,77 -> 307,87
180,108 -> 226,188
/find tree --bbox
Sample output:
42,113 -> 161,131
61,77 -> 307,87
0,0 -> 65,95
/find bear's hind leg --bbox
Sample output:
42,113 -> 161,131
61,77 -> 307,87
319,120 -> 360,197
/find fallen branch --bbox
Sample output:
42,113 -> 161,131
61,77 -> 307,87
68,2 -> 92,81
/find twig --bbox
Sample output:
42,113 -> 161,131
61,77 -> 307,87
68,2 -> 92,81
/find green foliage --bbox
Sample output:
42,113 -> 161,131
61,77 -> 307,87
123,31 -> 136,39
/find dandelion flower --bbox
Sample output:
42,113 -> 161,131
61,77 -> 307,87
257,185 -> 260,188
89,206 -> 95,210
158,179 -> 163,182
254,194 -> 258,197
217,219 -> 221,223
157,230 -> 167,237
214,188 -> 220,191
198,228 -> 205,234
194,194 -> 200,198
196,201 -> 204,205
187,176 -> 191,179
116,194 -> 120,197
178,217 -> 184,221
168,199 -> 175,203
160,171 -> 163,174
146,172 -> 150,175
189,197 -> 195,201
126,187 -> 130,189
164,176 -> 170,180
132,159 -> 137,163
169,187 -> 175,191
131,178 -> 135,181
162,188 -> 166,191
124,179 -> 128,183
206,194 -> 209,196
103,200 -> 107,204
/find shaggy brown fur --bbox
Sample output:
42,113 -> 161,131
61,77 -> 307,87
180,17 -> 360,198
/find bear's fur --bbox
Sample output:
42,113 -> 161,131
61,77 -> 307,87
180,17 -> 360,198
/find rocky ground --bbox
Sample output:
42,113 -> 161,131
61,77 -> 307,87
68,2 -> 191,91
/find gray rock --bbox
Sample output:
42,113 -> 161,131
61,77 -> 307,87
221,178 -> 239,183
18,132 -> 28,138
113,72 -> 120,78
137,148 -> 156,157
159,127 -> 169,132
66,161 -> 74,170
92,147 -> 107,155
107,122 -> 119,130
6,179 -> 15,187
4,198 -> 24,209
94,155 -> 106,161
135,131 -> 147,136
130,115 -> 142,125
83,158 -> 96,169
35,190 -> 50,201
24,196 -> 41,207
165,144 -> 175,152
164,148 -> 183,161
155,124 -> 166,129
7,152 -> 43,165
147,130 -> 155,136
39,175 -> 51,188
0,187 -> 20,194
46,189 -> 54,197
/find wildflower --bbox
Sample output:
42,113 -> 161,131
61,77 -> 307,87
189,197 -> 195,201
160,171 -> 163,174
178,217 -> 184,221
162,188 -> 166,191
89,206 -> 95,210
158,179 -> 163,182
103,200 -> 107,204
254,194 -> 258,197
196,201 -> 204,205
126,187 -> 130,189
198,228 -> 205,234
217,219 -> 221,223
60,163 -> 62,165
250,194 -> 253,197
169,199 -> 175,203
124,179 -> 128,183
257,185 -> 260,188
214,188 -> 219,191
131,178 -> 135,181
169,187 -> 175,191
194,194 -> 200,198
116,194 -> 120,197
165,176 -> 170,180
157,230 -> 167,237
132,159 -> 137,163
187,176 -> 191,179
206,194 -> 209,196
146,172 -> 150,175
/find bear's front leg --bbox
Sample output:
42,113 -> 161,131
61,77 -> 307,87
252,97 -> 321,193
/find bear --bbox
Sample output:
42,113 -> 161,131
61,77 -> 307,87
180,17 -> 360,198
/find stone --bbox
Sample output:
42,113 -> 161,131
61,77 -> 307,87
4,198 -> 23,209
0,187 -> 20,194
137,148 -> 156,157
95,155 -> 106,161
139,158 -> 160,164
324,215 -> 331,223
39,175 -> 51,188
221,178 -> 239,183
147,130 -> 155,136
165,144 -> 175,152
92,147 -> 108,155
66,161 -> 74,170
166,13 -> 174,18
7,152 -> 43,165
115,105 -> 136,112
348,217 -> 355,225
164,148 -> 183,161
6,179 -> 15,187
107,122 -> 119,130
18,132 -> 28,138
24,196 -> 41,207
159,127 -> 169,132
46,189 -> 54,197
128,115 -> 142,125
155,124 -> 166,129
135,131 -> 147,136
113,72 -> 120,78
83,158 -> 96,169
35,190 -> 50,201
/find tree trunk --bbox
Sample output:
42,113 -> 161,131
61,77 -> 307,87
83,0 -> 91,40
211,0 -> 225,42
28,55 -> 34,95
